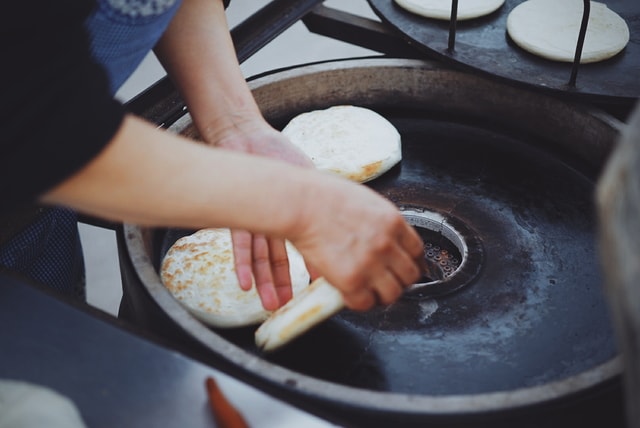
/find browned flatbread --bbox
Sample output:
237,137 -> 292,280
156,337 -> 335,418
161,228 -> 310,328
254,277 -> 344,352
281,105 -> 402,183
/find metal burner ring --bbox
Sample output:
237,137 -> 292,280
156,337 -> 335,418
400,206 -> 483,298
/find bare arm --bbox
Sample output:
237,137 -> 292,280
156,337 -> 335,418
154,0 -> 313,309
154,0 -> 255,136
154,0 -> 304,159
42,115 -> 424,311
42,116 -> 300,230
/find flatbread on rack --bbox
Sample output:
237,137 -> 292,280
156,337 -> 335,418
160,228 -> 310,328
281,105 -> 402,183
393,0 -> 505,21
506,0 -> 630,63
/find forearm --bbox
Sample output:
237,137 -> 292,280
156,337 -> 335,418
40,115 -> 310,235
154,0 -> 261,143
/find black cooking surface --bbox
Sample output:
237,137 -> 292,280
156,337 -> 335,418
367,0 -> 640,102
156,111 -> 616,396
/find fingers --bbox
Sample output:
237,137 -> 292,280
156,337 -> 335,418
248,234 -> 279,311
373,270 -> 406,306
211,121 -> 314,168
342,272 -> 403,311
231,230 -> 294,311
305,262 -> 322,282
230,229 -> 254,291
386,216 -> 425,286
341,288 -> 377,312
341,258 -> 415,311
232,209 -> 424,314
320,214 -> 425,312
265,237 -> 294,305
401,221 -> 428,265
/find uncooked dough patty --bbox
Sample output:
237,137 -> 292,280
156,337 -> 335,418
507,0 -> 629,63
394,0 -> 505,21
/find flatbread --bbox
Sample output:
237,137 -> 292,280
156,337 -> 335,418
507,0 -> 630,63
255,277 -> 345,352
394,0 -> 505,21
160,228 -> 310,328
281,105 -> 401,183
0,380 -> 87,428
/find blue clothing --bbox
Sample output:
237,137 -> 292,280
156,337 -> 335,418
84,0 -> 183,93
0,209 -> 85,300
0,0 -> 183,300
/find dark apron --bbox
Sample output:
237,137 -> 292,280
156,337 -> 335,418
0,0 -> 184,300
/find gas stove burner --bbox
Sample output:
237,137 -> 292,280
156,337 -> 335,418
400,207 -> 482,298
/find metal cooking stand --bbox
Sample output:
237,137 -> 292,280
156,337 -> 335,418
126,0 -> 639,124
110,2 -> 637,427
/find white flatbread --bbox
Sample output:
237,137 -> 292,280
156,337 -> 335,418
160,228 -> 310,328
255,277 -> 345,352
507,0 -> 630,63
0,380 -> 87,428
394,0 -> 505,21
281,105 -> 402,183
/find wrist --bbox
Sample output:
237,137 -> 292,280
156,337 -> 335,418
193,109 -> 265,146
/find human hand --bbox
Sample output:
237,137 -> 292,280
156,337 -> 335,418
231,230 -> 294,311
289,175 -> 425,311
204,117 -> 313,310
203,116 -> 313,168
154,0 -> 313,310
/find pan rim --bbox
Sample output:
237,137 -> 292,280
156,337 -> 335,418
124,57 -> 623,416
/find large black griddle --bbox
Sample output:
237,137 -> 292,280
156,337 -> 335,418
158,112 -> 613,396
367,0 -> 640,103
123,59 -> 625,427
270,114 -> 617,394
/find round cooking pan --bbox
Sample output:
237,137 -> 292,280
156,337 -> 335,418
123,58 -> 625,427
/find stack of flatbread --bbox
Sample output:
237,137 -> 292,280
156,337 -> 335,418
506,0 -> 629,63
161,106 -> 402,351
